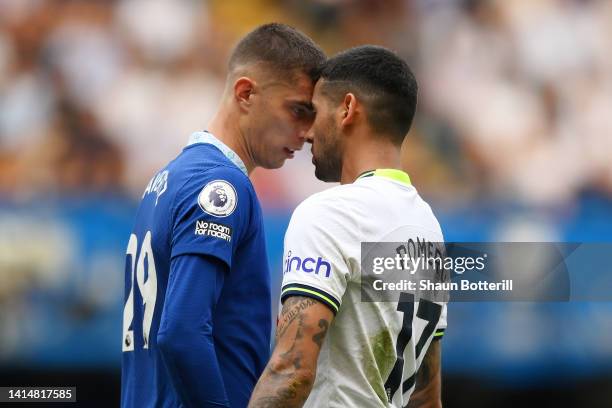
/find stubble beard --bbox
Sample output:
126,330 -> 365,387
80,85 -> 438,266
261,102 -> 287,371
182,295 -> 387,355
313,128 -> 342,183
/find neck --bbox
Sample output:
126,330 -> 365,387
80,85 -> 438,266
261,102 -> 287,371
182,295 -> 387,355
339,133 -> 402,185
207,102 -> 257,174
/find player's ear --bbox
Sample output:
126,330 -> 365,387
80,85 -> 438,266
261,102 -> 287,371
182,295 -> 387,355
340,93 -> 358,128
234,77 -> 256,110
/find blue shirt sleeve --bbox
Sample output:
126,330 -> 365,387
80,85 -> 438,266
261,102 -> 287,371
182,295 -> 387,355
157,254 -> 230,408
170,166 -> 252,268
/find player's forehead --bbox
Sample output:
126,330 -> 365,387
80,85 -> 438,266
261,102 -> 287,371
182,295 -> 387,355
262,69 -> 315,102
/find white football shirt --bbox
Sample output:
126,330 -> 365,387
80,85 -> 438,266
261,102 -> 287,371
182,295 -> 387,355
281,169 -> 447,408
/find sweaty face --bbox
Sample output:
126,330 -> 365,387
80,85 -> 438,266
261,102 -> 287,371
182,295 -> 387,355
246,72 -> 316,169
306,81 -> 343,182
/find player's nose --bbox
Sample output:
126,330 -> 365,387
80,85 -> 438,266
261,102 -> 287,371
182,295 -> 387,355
304,128 -> 314,144
293,129 -> 308,148
298,126 -> 309,140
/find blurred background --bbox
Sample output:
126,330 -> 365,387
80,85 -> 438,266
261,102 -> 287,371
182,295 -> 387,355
0,0 -> 611,406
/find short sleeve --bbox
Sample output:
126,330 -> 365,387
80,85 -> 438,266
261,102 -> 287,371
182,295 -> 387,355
280,196 -> 353,315
170,166 -> 252,268
433,303 -> 447,340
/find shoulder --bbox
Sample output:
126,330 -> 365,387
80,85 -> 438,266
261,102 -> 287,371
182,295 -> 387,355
292,183 -> 370,219
177,164 -> 254,201
171,144 -> 254,197
288,184 -> 369,236
169,164 -> 256,226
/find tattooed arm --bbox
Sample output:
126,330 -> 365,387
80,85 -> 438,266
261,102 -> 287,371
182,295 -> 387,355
407,339 -> 442,408
248,296 -> 334,408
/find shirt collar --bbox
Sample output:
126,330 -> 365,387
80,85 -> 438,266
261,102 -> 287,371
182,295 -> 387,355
187,131 -> 248,176
356,168 -> 412,186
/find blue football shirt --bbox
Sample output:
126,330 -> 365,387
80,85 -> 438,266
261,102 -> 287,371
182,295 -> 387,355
121,131 -> 271,407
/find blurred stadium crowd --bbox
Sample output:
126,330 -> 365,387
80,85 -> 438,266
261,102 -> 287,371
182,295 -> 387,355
1,0 -> 611,205
1,0 -> 611,402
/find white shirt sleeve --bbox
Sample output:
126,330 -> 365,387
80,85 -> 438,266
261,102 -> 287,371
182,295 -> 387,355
434,303 -> 447,339
280,195 -> 354,315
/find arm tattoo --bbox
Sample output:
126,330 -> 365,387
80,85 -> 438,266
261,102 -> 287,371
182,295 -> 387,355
312,319 -> 329,349
277,297 -> 316,340
249,297 -> 331,408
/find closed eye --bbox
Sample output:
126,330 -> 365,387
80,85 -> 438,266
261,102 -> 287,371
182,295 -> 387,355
289,103 -> 315,122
